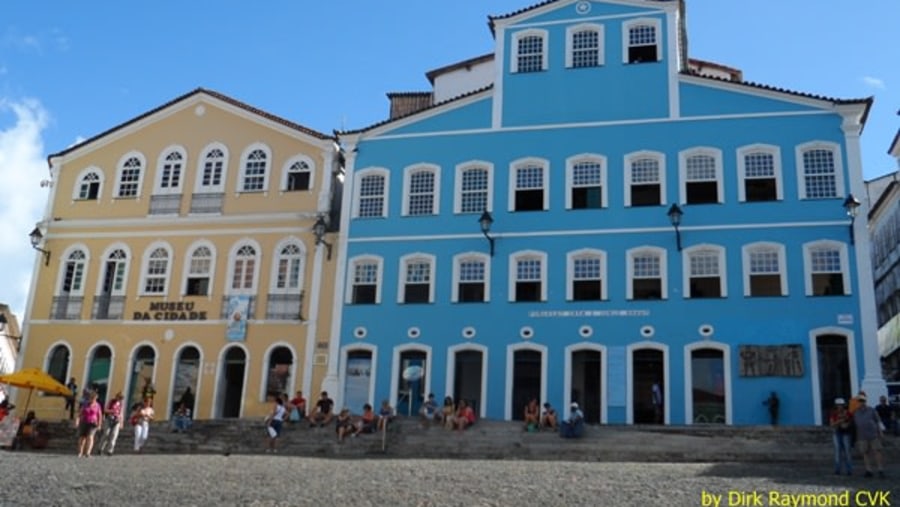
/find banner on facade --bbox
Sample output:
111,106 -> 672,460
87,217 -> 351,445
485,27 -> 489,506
738,344 -> 804,377
878,314 -> 900,357
225,296 -> 250,342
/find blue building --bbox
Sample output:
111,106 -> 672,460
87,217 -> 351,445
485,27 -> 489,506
325,0 -> 883,426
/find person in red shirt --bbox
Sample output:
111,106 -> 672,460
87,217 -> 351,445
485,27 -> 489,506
454,399 -> 476,431
289,390 -> 306,422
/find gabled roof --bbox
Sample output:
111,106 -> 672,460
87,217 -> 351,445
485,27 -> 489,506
47,87 -> 332,164
890,129 -> 900,157
337,85 -> 494,136
425,53 -> 494,85
488,0 -> 676,35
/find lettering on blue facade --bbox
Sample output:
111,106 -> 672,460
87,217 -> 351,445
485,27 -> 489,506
528,309 -> 650,318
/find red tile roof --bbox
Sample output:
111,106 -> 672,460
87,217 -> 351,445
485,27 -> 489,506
47,87 -> 332,164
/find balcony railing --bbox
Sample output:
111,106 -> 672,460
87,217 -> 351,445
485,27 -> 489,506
92,295 -> 126,320
190,192 -> 224,214
149,194 -> 182,215
265,292 -> 304,320
51,295 -> 84,320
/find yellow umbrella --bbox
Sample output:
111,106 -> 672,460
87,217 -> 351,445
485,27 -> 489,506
0,368 -> 72,415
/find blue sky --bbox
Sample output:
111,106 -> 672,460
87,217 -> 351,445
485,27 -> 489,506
0,0 -> 897,321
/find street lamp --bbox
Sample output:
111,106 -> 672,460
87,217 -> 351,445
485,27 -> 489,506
29,227 -> 50,266
313,215 -> 333,260
478,210 -> 495,257
667,204 -> 684,252
843,194 -> 861,245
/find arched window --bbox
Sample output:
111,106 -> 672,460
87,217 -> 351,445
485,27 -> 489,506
627,247 -> 667,300
141,246 -> 171,295
399,254 -> 436,304
402,165 -> 440,216
75,170 -> 101,200
511,29 -> 548,73
623,19 -> 661,63
240,145 -> 270,192
186,246 -> 213,296
454,162 -> 493,214
347,256 -> 383,304
283,158 -> 312,191
46,344 -> 71,385
625,151 -> 665,207
566,24 -> 604,68
354,169 -> 389,218
509,251 -> 547,302
452,253 -> 490,303
116,154 -> 144,198
230,244 -> 259,293
683,245 -> 727,298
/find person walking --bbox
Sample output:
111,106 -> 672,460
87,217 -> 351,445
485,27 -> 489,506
98,392 -> 124,456
828,398 -> 853,476
265,396 -> 286,453
132,397 -> 155,454
852,393 -> 886,478
76,391 -> 102,458
65,378 -> 78,420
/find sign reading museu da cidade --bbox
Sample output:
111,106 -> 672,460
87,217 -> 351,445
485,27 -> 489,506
133,301 -> 208,321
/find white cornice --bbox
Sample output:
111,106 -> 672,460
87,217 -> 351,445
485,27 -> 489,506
48,225 -> 310,240
494,0 -> 675,32
47,211 -> 319,230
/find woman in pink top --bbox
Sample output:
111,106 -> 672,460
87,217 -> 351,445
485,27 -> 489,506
76,391 -> 103,457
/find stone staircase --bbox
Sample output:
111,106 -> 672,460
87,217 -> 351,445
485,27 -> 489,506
18,417 -> 900,463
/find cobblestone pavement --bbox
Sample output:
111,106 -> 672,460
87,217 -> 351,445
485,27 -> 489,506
0,453 -> 895,507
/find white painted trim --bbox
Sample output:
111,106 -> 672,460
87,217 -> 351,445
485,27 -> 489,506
389,343 -> 433,414
451,252 -> 491,303
337,343 -> 377,411
114,150 -> 147,199
225,238 -> 262,295
566,248 -> 608,301
82,341 -> 116,402
397,253 -> 436,304
193,142 -> 229,194
565,153 -> 608,210
280,154 -> 315,192
808,327 -> 857,426
683,341 -> 732,425
666,10 -> 679,118
510,28 -> 549,73
621,17 -> 662,64
181,240 -> 217,297
565,23 -> 605,68
678,147 -> 724,205
401,163 -> 441,216
741,242 -> 788,297
45,211 -> 319,230
626,246 -> 667,300
509,250 -> 548,302
267,236 -> 306,295
302,233 -> 325,406
795,141 -> 845,200
168,342 -> 204,418
345,255 -> 384,305
504,342 -> 548,421
138,241 -> 174,297
446,343 -> 488,419
736,144 -> 783,202
497,0 -> 674,31
153,145 -> 187,196
682,244 -> 728,298
71,166 -> 104,201
43,341 -> 73,385
237,142 -> 272,193
352,167 -> 390,219
679,74 -> 846,110
624,151 -> 666,207
258,342 -> 299,402
453,161 -> 494,214
625,341 -> 670,425
210,343 -> 250,419
492,27 -> 505,130
509,157 -> 550,212
51,225 -> 310,240
54,243 -> 91,297
563,342 -> 608,423
802,240 -> 851,296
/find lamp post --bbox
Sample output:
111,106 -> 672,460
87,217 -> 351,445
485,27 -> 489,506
842,194 -> 861,245
29,227 -> 50,266
313,215 -> 333,260
478,210 -> 495,257
667,204 -> 684,251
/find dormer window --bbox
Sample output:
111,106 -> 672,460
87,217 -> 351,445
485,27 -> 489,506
623,19 -> 661,64
566,24 -> 604,68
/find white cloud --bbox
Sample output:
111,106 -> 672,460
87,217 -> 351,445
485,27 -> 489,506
0,98 -> 50,320
862,76 -> 886,90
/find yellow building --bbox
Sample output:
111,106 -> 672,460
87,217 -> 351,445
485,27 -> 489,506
18,89 -> 341,420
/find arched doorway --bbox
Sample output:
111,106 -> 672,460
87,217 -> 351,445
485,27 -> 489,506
453,350 -> 484,416
690,348 -> 725,424
46,344 -> 70,386
216,347 -> 246,418
171,346 -> 200,417
343,349 -> 373,412
571,349 -> 602,424
265,346 -> 294,401
86,345 -> 112,406
127,345 -> 156,410
511,349 -> 542,421
632,348 -> 664,424
396,349 -> 427,417
816,334 -> 851,425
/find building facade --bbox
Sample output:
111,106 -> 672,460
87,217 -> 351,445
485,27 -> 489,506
0,304 -> 20,376
18,89 -> 340,420
332,0 -> 882,425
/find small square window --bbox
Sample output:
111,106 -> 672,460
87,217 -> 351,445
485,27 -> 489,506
352,285 -> 377,304
633,279 -> 662,300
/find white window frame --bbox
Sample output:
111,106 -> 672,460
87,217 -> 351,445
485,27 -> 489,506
565,154 -> 608,210
114,151 -> 146,199
138,241 -> 173,296
55,244 -> 90,296
453,161 -> 494,214
508,250 -> 548,302
510,28 -> 549,73
397,253 -> 436,304
508,157 -> 550,212
72,167 -> 104,201
401,164 -> 441,216
566,23 -> 604,68
678,147 -> 724,205
802,240 -> 851,296
736,144 -> 783,202
345,255 -> 384,304
154,145 -> 187,195
44,341 -> 72,385
795,141 -> 845,200
566,248 -> 607,301
226,239 -> 262,295
624,151 -> 667,207
95,243 -> 131,297
682,244 -> 727,299
621,17 -> 662,63
741,242 -> 788,297
194,142 -> 229,193
281,154 -> 315,192
181,240 -> 216,297
451,252 -> 491,303
269,237 -> 306,294
238,142 -> 272,193
626,246 -> 668,300
353,167 -> 390,219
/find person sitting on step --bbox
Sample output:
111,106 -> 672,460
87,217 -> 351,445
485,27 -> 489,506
560,402 -> 585,439
336,408 -> 355,443
309,391 -> 334,428
354,403 -> 377,436
454,399 -> 476,431
523,398 -> 540,432
377,400 -> 395,433
541,402 -> 558,431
